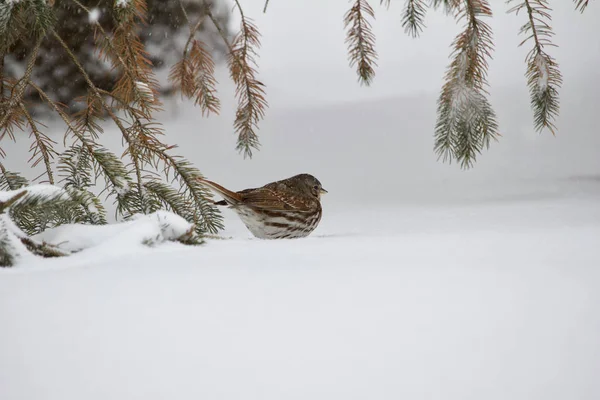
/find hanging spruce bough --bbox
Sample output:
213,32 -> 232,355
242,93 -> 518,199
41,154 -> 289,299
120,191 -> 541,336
344,0 -> 378,86
507,0 -> 562,136
433,0 -> 499,168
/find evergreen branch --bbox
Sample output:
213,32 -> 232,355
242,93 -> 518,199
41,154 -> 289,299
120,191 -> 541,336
381,0 -> 391,8
170,8 -> 220,116
207,9 -> 267,159
263,0 -> 270,13
94,88 -> 223,234
65,187 -> 108,226
58,145 -> 94,190
6,186 -> 71,235
31,83 -> 133,222
20,103 -> 57,184
73,92 -> 104,140
51,29 -> 147,210
91,148 -> 133,196
4,184 -> 104,235
344,0 -> 378,86
181,9 -> 207,58
143,179 -> 192,220
508,0 -> 562,135
27,0 -> 57,39
1,214 -> 21,266
0,53 -> 4,105
155,153 -> 224,234
28,82 -> 124,195
0,35 -> 43,141
0,190 -> 27,214
29,80 -> 132,209
28,81 -> 82,143
0,0 -> 26,53
20,236 -> 70,258
72,0 -> 160,116
402,0 -> 428,38
187,41 -> 221,115
434,0 -> 499,169
574,0 -> 591,11
0,164 -> 29,191
431,0 -> 461,13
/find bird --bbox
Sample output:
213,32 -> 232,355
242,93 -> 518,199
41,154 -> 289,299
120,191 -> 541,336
197,174 -> 327,239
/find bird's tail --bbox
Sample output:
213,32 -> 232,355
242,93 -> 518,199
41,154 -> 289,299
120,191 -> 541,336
197,177 -> 242,206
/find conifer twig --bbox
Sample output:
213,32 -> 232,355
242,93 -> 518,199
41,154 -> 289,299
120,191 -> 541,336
344,0 -> 377,86
20,103 -> 56,184
20,237 -> 70,258
402,0 -> 428,38
0,190 -> 27,214
573,0 -> 591,11
51,29 -> 146,205
431,0 -> 461,13
170,2 -> 220,115
0,35 -> 43,140
95,89 -> 223,234
70,0 -> 159,116
434,0 -> 499,168
207,8 -> 267,159
508,0 -> 562,135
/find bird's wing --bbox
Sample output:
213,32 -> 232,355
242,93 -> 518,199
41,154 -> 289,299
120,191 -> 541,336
240,187 -> 314,212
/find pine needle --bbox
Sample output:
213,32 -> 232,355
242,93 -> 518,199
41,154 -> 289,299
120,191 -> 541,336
344,0 -> 378,86
434,0 -> 499,169
508,0 -> 562,135
402,0 -> 428,38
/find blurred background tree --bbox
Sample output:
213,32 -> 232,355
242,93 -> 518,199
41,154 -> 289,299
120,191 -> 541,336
2,0 -> 230,113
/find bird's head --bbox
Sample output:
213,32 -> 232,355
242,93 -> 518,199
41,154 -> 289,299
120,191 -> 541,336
292,174 -> 328,200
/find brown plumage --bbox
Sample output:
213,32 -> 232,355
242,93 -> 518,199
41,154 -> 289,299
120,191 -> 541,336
197,174 -> 327,239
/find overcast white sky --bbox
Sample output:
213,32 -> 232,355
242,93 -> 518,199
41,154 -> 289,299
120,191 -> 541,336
222,0 -> 599,107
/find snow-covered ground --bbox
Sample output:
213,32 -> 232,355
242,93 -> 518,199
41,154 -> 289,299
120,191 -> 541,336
1,197 -> 600,399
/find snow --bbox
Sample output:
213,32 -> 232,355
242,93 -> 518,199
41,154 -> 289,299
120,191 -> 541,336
134,80 -> 154,102
31,210 -> 194,254
0,183 -> 65,203
0,215 -> 31,263
115,0 -> 130,9
535,53 -> 549,93
88,7 -> 101,24
1,200 -> 599,399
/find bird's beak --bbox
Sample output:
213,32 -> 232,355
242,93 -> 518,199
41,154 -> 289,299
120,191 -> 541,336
320,188 -> 328,195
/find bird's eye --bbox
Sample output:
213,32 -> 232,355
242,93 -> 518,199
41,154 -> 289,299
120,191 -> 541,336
313,185 -> 319,190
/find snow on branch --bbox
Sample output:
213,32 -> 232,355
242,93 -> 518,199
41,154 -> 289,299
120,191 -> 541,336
34,210 -> 199,255
508,0 -> 562,135
0,185 -> 202,267
434,0 -> 499,169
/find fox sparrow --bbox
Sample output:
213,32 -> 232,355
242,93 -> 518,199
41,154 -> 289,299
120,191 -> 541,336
197,174 -> 327,239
